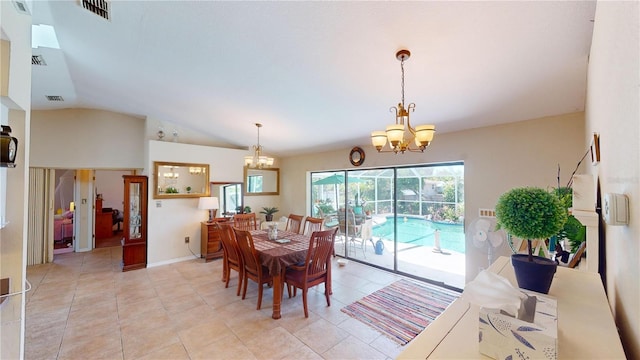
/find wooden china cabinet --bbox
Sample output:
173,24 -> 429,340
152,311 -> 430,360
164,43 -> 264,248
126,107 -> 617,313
122,175 -> 148,271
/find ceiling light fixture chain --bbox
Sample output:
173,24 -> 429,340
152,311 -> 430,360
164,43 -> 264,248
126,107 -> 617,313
244,123 -> 274,169
371,49 -> 436,154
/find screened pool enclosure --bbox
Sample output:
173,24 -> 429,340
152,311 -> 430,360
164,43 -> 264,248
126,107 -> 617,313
311,163 -> 465,289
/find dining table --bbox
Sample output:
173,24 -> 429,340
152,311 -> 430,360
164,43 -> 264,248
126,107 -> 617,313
249,229 -> 313,319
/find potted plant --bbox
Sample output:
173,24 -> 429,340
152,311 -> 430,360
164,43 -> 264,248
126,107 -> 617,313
260,207 -> 279,222
243,205 -> 252,214
495,187 -> 567,294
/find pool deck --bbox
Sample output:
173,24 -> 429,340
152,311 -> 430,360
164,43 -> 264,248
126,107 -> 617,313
334,235 -> 466,290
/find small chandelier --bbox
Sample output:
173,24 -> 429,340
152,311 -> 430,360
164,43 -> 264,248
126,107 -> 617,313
244,123 -> 274,169
371,49 -> 436,153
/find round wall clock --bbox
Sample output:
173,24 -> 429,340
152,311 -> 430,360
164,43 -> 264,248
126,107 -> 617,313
349,146 -> 365,167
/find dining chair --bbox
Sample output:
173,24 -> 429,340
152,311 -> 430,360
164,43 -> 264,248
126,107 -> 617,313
218,222 -> 243,296
284,228 -> 338,318
285,214 -> 304,234
233,228 -> 273,310
302,216 -> 324,236
233,213 -> 257,230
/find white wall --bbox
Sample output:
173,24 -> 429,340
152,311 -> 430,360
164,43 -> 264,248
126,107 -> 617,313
280,112 -> 587,284
0,1 -> 32,358
30,109 -> 146,169
146,140 -> 248,265
587,2 -> 639,358
95,170 -> 131,212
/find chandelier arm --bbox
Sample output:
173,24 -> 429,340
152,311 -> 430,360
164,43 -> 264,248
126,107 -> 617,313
406,103 -> 417,134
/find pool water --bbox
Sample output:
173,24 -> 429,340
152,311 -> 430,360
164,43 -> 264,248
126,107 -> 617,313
372,216 -> 466,253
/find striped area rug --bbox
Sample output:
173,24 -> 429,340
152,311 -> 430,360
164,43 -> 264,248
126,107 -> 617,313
341,279 -> 460,345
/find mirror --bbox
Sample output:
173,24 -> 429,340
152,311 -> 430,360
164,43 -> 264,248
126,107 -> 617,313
153,161 -> 210,199
244,167 -> 279,196
210,182 -> 243,217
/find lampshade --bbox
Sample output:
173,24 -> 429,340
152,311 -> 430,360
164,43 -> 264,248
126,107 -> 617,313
198,197 -> 219,222
198,197 -> 219,210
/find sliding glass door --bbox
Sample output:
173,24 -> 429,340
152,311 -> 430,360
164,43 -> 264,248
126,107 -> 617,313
310,163 -> 464,288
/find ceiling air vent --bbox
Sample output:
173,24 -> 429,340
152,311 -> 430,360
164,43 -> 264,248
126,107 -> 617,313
45,95 -> 64,102
81,0 -> 110,20
12,0 -> 30,15
32,55 -> 47,66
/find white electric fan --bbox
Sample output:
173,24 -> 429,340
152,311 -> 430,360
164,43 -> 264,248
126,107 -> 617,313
467,217 -> 506,266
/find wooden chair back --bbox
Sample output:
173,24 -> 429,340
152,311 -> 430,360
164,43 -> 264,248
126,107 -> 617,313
233,213 -> 257,231
219,223 -> 242,268
284,227 -> 338,317
305,228 -> 337,278
233,228 -> 273,309
303,216 -> 324,235
233,228 -> 262,278
217,222 -> 244,295
285,214 -> 304,234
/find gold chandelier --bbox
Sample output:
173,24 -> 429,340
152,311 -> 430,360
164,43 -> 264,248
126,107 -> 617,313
244,123 -> 274,169
371,49 -> 435,153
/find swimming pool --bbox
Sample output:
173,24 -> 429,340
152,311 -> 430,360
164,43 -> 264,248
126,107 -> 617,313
372,216 -> 465,253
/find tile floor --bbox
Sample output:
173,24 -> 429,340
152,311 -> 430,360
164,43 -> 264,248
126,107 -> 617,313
25,246 -> 413,360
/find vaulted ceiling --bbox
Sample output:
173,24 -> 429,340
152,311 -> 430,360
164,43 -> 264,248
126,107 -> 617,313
30,1 -> 596,156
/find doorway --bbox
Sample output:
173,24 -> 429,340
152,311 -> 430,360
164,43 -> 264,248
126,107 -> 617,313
53,169 -> 75,255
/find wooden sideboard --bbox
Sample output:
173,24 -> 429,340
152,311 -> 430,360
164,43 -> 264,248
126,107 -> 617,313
398,256 -> 625,359
201,221 -> 224,262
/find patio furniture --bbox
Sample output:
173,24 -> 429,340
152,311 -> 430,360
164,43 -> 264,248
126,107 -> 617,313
338,209 -> 368,258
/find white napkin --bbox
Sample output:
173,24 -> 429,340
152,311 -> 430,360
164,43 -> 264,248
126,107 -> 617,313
462,270 -> 527,317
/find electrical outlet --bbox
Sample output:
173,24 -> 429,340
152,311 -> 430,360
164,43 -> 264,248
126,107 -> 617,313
184,236 -> 190,244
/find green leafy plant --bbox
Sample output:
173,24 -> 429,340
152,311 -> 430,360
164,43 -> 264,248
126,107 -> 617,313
495,187 -> 568,262
260,207 -> 279,215
552,187 -> 586,253
165,186 -> 178,193
243,206 -> 252,214
315,199 -> 335,216
260,206 -> 279,221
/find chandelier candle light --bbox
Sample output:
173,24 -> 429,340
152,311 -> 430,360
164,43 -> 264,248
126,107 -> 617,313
371,49 -> 436,153
244,123 -> 274,169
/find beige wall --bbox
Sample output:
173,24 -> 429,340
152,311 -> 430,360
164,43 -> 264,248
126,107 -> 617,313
30,109 -> 146,169
280,112 -> 587,284
146,140 -> 249,265
0,1 -> 32,358
587,1 -> 639,358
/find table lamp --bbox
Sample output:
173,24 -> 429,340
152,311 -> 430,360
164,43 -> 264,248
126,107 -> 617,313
198,196 -> 219,222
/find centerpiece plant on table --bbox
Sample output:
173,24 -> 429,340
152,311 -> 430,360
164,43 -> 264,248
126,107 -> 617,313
495,186 -> 568,294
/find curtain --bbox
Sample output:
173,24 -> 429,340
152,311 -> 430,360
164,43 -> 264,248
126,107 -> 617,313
27,168 -> 54,265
